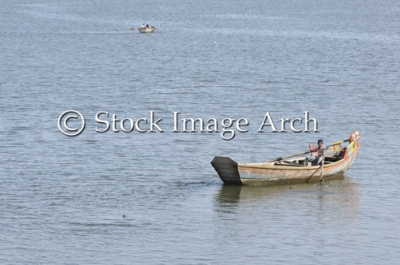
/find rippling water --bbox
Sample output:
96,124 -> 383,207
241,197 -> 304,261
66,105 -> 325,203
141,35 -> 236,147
1,0 -> 400,264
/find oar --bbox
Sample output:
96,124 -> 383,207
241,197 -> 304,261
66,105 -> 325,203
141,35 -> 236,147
306,164 -> 322,182
319,159 -> 324,184
305,159 -> 324,183
266,139 -> 349,163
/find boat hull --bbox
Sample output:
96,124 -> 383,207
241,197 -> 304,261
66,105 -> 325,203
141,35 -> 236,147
211,131 -> 360,185
138,27 -> 155,33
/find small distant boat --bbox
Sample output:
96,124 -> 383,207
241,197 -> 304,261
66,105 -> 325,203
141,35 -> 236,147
211,130 -> 361,185
138,26 -> 155,33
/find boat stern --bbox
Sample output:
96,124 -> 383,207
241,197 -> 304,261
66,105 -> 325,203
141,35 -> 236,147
211,156 -> 242,185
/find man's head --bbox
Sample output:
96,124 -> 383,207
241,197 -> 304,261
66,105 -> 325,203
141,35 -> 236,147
318,139 -> 323,147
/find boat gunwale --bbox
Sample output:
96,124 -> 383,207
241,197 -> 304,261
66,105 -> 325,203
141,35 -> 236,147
238,158 -> 344,170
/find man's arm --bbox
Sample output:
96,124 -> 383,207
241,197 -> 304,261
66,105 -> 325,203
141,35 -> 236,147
309,144 -> 318,152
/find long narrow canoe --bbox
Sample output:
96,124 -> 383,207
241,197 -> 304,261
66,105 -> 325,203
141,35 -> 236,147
211,130 -> 360,185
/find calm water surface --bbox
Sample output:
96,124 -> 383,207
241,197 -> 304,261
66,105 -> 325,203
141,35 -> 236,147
1,0 -> 400,264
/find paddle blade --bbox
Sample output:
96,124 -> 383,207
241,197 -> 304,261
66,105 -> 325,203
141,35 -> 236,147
331,140 -> 344,146
328,139 -> 350,152
329,143 -> 342,152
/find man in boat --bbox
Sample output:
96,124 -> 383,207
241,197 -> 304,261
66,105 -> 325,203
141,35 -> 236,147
305,139 -> 326,166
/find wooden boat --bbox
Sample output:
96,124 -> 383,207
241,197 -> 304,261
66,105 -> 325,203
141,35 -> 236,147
211,130 -> 360,185
138,26 -> 155,33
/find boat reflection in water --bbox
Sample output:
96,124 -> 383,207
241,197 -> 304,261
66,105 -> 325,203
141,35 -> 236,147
212,177 -> 361,260
214,176 -> 360,214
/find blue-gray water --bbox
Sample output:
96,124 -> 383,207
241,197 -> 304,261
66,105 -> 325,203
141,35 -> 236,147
1,0 -> 400,264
